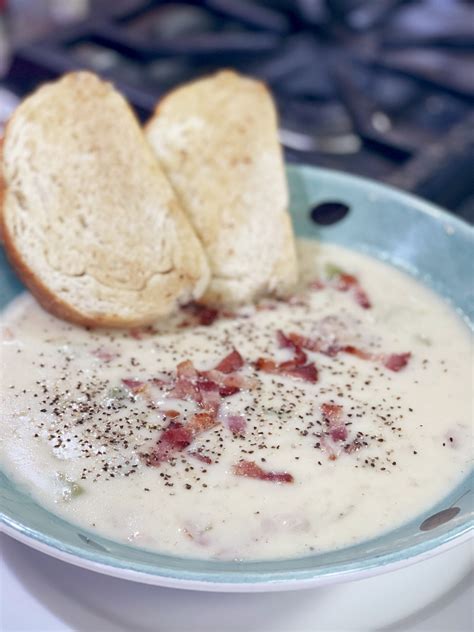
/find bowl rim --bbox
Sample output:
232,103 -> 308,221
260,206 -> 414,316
1,164 -> 473,591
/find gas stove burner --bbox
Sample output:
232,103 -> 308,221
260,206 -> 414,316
5,0 -> 474,221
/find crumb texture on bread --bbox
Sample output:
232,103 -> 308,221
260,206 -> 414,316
0,72 -> 209,326
146,70 -> 298,306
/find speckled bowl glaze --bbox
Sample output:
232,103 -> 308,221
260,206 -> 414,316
1,165 -> 472,591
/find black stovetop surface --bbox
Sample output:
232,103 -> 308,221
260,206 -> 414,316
5,0 -> 474,221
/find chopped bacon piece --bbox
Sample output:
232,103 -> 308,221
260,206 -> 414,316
121,379 -> 146,394
310,270 -> 372,309
91,347 -> 118,362
277,330 -> 294,349
145,422 -> 192,465
176,360 -> 198,380
128,325 -> 157,340
342,345 -> 373,361
233,460 -> 294,483
215,349 -> 244,374
224,415 -> 247,435
383,352 -> 411,372
188,451 -> 213,464
162,409 -> 180,418
255,355 -> 318,383
282,363 -> 319,382
288,332 -> 339,357
353,286 -> 371,309
335,272 -> 358,291
321,403 -> 348,442
222,373 -> 259,391
188,411 -> 219,433
255,332 -> 318,383
219,385 -> 240,397
146,411 -> 218,466
182,302 -> 219,326
321,403 -> 343,423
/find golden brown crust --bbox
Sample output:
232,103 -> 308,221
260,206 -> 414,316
1,72 -> 209,327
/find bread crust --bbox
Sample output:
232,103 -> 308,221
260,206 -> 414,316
0,72 -> 210,327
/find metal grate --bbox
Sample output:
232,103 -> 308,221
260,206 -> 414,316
5,0 -> 474,221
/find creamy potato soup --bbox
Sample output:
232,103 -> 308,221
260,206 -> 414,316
1,242 -> 472,561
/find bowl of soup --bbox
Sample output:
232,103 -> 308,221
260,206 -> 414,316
1,165 -> 472,591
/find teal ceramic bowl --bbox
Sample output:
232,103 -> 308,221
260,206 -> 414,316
1,165 -> 472,591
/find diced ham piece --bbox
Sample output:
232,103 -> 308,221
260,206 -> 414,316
215,349 -> 244,373
233,460 -> 294,483
383,352 -> 411,372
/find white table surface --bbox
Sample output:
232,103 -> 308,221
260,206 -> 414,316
1,533 -> 472,632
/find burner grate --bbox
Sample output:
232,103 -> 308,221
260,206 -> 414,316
5,0 -> 474,221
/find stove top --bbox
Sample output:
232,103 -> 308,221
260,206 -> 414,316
4,0 -> 474,221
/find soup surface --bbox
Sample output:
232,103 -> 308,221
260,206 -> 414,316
1,241 -> 472,560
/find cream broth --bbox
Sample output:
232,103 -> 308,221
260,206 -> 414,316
1,241 -> 472,560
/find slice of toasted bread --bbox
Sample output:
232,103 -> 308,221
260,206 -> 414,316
146,70 -> 298,306
0,72 -> 210,327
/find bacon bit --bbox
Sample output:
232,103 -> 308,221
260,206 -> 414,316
342,345 -> 373,361
383,352 -> 411,372
182,302 -> 219,326
128,325 -> 157,340
176,360 -> 198,380
122,379 -> 146,394
233,460 -> 294,483
221,373 -> 259,391
144,421 -> 192,465
277,330 -> 294,348
224,415 -> 247,435
321,403 -> 343,423
219,385 -> 240,397
281,363 -> 319,382
188,451 -> 213,464
321,403 -> 348,442
254,357 -> 318,383
162,409 -> 180,418
91,347 -> 118,362
334,272 -> 358,291
146,411 -> 218,466
353,286 -> 371,309
310,270 -> 372,309
215,349 -> 244,374
287,332 -> 339,357
188,411 -> 219,433
255,332 -> 318,383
